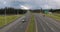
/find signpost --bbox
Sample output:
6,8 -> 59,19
44,10 -> 49,14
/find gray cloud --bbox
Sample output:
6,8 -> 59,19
0,0 -> 60,9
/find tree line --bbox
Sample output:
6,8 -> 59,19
0,7 -> 60,14
0,7 -> 27,15
30,9 -> 60,13
49,9 -> 60,13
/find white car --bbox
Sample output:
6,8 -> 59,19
22,19 -> 26,23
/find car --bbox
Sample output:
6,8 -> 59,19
22,19 -> 26,23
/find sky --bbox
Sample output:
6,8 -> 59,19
0,0 -> 60,9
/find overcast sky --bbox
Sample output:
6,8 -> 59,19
0,0 -> 60,9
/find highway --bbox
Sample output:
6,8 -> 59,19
34,13 -> 60,32
0,11 -> 31,32
0,13 -> 60,32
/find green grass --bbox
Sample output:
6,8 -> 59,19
46,14 -> 60,21
27,15 -> 35,32
53,13 -> 60,17
0,15 -> 22,27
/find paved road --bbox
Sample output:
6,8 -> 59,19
0,11 -> 31,32
34,13 -> 60,32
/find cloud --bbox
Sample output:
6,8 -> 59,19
32,0 -> 60,9
47,0 -> 60,9
41,5 -> 51,9
0,0 -> 60,9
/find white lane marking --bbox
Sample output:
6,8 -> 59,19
40,22 -> 46,32
25,15 -> 31,32
35,17 -> 38,32
42,18 -> 56,32
46,22 -> 56,32
37,15 -> 46,32
35,14 -> 47,32
39,14 -> 56,32
46,17 -> 60,29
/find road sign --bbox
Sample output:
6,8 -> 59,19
44,10 -> 49,14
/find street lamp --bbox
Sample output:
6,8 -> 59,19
5,8 -> 6,24
4,1 -> 7,25
17,10 -> 19,16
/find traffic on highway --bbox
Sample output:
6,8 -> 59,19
0,0 -> 60,32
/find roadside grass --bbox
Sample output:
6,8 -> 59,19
27,15 -> 35,32
0,15 -> 23,27
46,14 -> 60,21
53,13 -> 60,17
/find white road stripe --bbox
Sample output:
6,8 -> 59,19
35,17 -> 38,32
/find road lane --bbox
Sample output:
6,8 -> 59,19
0,16 -> 25,32
34,14 -> 53,32
34,13 -> 60,32
0,11 -> 31,32
34,16 -> 44,32
34,16 -> 38,32
6,12 -> 31,32
39,14 -> 60,32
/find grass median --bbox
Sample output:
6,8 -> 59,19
27,15 -> 35,32
0,15 -> 23,28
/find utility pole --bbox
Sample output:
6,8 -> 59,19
5,7 -> 7,25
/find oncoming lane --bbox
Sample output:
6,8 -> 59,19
34,13 -> 60,32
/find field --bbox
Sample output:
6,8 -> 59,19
0,15 -> 22,27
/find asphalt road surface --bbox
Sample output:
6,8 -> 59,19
0,13 -> 60,32
0,11 -> 31,32
34,13 -> 60,32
